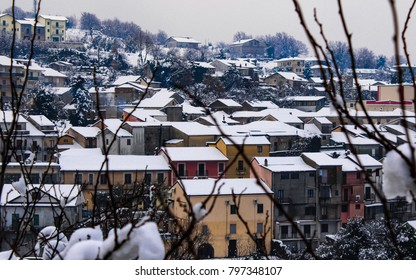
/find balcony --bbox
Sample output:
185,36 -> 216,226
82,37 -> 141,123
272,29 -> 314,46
319,185 -> 332,200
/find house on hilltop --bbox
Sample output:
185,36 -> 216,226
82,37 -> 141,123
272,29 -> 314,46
229,38 -> 266,58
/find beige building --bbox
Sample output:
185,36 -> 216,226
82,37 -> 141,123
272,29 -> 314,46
170,178 -> 273,258
355,85 -> 415,112
0,14 -> 67,42
37,15 -> 68,42
0,13 -> 15,34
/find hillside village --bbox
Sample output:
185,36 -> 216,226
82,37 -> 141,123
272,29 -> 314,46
1,10 -> 416,259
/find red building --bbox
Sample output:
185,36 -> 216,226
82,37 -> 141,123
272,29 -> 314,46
340,158 -> 365,226
159,147 -> 229,184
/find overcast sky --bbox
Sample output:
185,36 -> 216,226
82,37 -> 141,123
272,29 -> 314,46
2,0 -> 416,58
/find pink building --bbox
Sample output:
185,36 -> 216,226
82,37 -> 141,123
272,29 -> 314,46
339,158 -> 365,226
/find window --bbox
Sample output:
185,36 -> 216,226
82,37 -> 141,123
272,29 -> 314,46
365,187 -> 371,200
356,171 -> 361,179
321,223 -> 328,233
321,207 -> 328,218
304,225 -> 311,237
202,225 -> 209,235
257,203 -> 264,214
305,206 -> 316,216
106,138 -> 109,146
124,173 -> 132,184
257,145 -> 263,153
257,223 -> 263,233
355,204 -> 361,210
230,224 -> 236,234
230,204 -> 237,214
33,214 -> 40,227
178,163 -> 186,177
157,173 -> 164,184
12,214 -> 20,230
277,190 -> 284,201
341,204 -> 348,212
145,173 -> 152,185
75,173 -> 83,184
100,174 -> 107,185
56,22 -> 59,27
237,160 -> 244,171
307,189 -> 314,198
281,225 -> 288,238
197,163 -> 206,177
281,172 -> 289,179
127,139 -> 131,146
290,173 -> 299,179
88,173 -> 94,185
218,162 -> 225,174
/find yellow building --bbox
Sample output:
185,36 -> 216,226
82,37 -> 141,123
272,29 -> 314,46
170,178 -> 273,258
0,13 -> 15,34
208,136 -> 270,178
37,15 -> 68,42
58,148 -> 171,210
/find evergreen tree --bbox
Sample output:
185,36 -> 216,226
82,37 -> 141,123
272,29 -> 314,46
30,85 -> 59,121
69,76 -> 94,126
316,217 -> 416,260
303,63 -> 312,80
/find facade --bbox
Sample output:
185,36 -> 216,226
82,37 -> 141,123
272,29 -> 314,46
210,59 -> 259,81
209,136 -> 270,178
58,148 -> 171,210
208,99 -> 242,114
165,37 -> 200,49
0,111 -> 58,163
251,156 -> 320,249
264,72 -> 308,90
0,184 -> 84,231
37,15 -> 68,42
229,39 -> 266,58
287,96 -> 326,112
159,147 -> 228,183
170,178 -> 273,258
0,14 -> 67,42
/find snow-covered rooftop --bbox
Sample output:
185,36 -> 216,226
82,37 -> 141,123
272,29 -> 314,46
1,184 -> 82,207
160,147 -> 228,161
40,15 -> 68,21
69,126 -> 101,138
244,100 -> 279,109
28,115 -> 55,127
220,135 -> 270,146
102,119 -> 132,137
302,152 -> 343,166
177,178 -> 273,196
254,156 -> 316,172
59,149 -> 170,171
277,72 -> 308,82
331,132 -> 380,146
213,98 -> 242,108
112,75 -> 141,86
42,67 -> 67,78
168,36 -> 200,44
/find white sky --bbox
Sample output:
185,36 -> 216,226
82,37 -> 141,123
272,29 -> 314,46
2,0 -> 416,58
